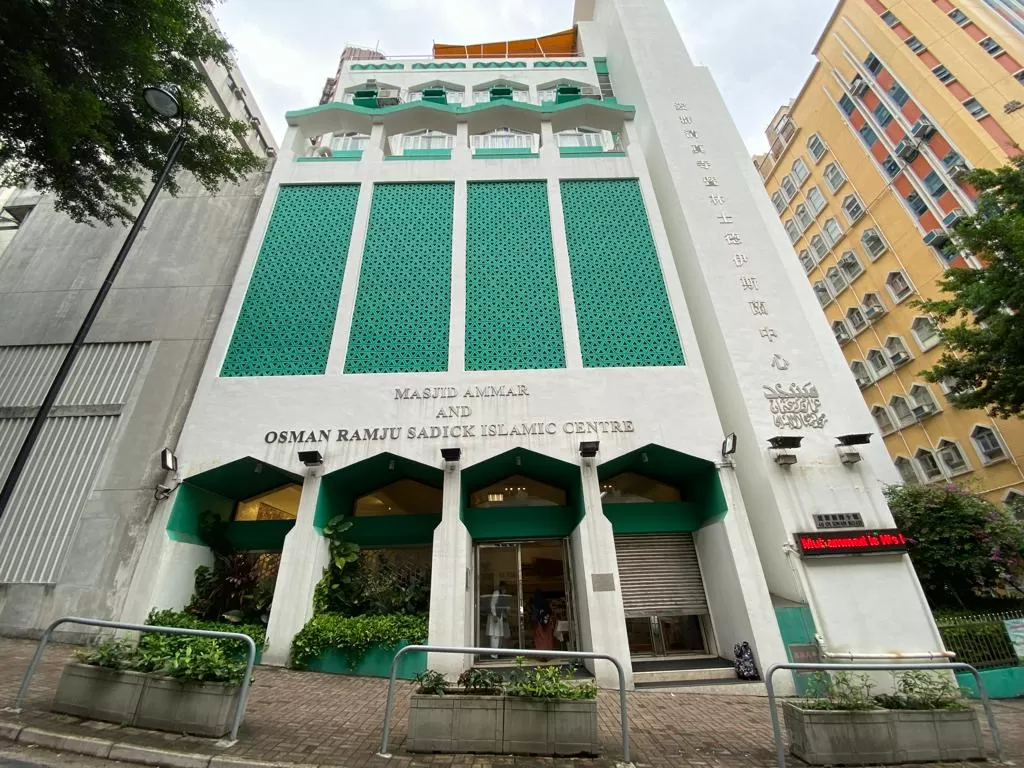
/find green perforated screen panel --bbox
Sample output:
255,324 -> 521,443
560,179 -> 684,368
345,183 -> 454,373
221,184 -> 360,377
465,182 -> 565,371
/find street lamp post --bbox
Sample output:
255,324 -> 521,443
0,86 -> 187,521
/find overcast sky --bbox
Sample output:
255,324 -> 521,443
212,0 -> 835,154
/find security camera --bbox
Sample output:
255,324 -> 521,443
154,484 -> 176,501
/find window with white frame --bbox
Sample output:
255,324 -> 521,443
813,281 -> 832,307
808,133 -> 827,161
938,440 -> 970,475
781,175 -> 798,200
891,395 -> 915,427
772,191 -> 786,214
471,127 -> 536,150
807,186 -> 826,215
916,448 -> 944,481
838,250 -> 864,281
401,129 -> 455,152
798,250 -> 815,272
556,127 -> 607,148
980,36 -> 1004,56
823,218 -> 843,245
911,316 -> 940,351
810,235 -> 829,260
971,425 -> 1007,464
886,336 -> 912,367
795,204 -> 813,231
408,86 -> 465,105
863,292 -> 887,319
832,319 -> 852,345
861,228 -> 888,260
872,405 -> 895,434
868,348 -> 891,376
826,266 -> 847,295
474,84 -> 529,103
847,306 -> 868,333
886,270 -> 913,302
330,132 -> 370,151
963,97 -> 989,119
895,457 -> 920,484
910,384 -> 939,417
852,360 -> 872,388
842,194 -> 865,224
792,157 -> 810,185
824,162 -> 846,193
784,219 -> 800,243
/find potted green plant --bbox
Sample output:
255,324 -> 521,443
783,671 -> 984,765
503,660 -> 598,756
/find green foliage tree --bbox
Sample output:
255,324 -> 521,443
885,483 -> 1024,608
0,0 -> 263,225
916,157 -> 1024,417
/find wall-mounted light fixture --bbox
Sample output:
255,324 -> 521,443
721,433 -> 738,458
835,433 -> 871,466
297,450 -> 323,468
160,448 -> 178,473
768,435 -> 803,467
579,441 -> 600,459
441,447 -> 461,468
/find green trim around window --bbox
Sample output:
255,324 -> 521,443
472,148 -> 538,158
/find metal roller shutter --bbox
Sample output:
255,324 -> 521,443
614,533 -> 709,617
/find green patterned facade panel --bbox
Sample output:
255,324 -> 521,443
560,180 -> 684,368
465,182 -> 565,371
221,184 -> 360,377
345,183 -> 454,373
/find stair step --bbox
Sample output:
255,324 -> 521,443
632,665 -> 737,685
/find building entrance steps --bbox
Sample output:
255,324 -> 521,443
631,655 -> 739,687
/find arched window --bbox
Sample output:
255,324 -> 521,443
911,317 -> 939,351
824,162 -> 846,193
890,395 -> 915,427
792,157 -> 810,185
937,440 -> 970,475
795,204 -> 813,230
813,281 -> 832,307
772,191 -> 786,214
823,218 -> 843,245
784,219 -> 800,243
832,319 -> 852,345
886,270 -> 913,302
826,266 -> 847,294
861,228 -> 887,259
910,384 -> 939,419
781,175 -> 798,200
355,479 -> 444,516
470,475 -> 566,507
807,186 -> 826,214
798,249 -> 815,272
842,194 -> 865,224
885,336 -> 912,367
838,250 -> 864,281
894,457 -> 920,484
846,306 -> 868,333
234,484 -> 301,521
808,133 -> 827,161
851,360 -> 872,388
971,425 -> 1007,464
810,234 -> 828,259
915,448 -> 944,481
600,473 -> 681,503
862,292 -> 887,320
872,405 -> 895,434
868,348 -> 890,376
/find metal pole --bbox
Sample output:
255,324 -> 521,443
0,126 -> 187,521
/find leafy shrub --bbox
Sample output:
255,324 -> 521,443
799,672 -> 878,711
457,667 -> 503,694
74,639 -> 137,671
75,633 -> 248,685
145,609 -> 264,662
506,658 -> 597,700
413,670 -> 449,695
291,613 -> 428,668
875,671 -> 967,711
185,548 -> 278,625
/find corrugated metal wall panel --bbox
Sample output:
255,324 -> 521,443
0,343 -> 148,407
614,533 -> 709,617
0,415 -> 119,583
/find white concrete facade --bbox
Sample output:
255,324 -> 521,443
122,0 -> 943,690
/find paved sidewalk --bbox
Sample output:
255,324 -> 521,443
0,637 -> 1020,767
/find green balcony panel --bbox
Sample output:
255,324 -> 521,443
466,181 -> 565,371
560,179 -> 684,368
221,184 -> 360,377
555,86 -> 582,104
345,183 -> 454,373
489,87 -> 514,101
420,88 -> 448,104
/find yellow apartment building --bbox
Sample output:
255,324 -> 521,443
756,0 -> 1024,504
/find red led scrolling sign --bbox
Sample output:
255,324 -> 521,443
794,529 -> 908,557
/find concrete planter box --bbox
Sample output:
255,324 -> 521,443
134,676 -> 239,737
783,703 -> 984,765
407,695 -> 598,756
51,663 -> 240,738
53,663 -> 146,724
407,693 -> 503,753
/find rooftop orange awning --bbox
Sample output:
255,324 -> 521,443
433,27 -> 578,59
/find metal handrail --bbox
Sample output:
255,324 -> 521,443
814,633 -> 955,660
377,645 -> 630,762
8,617 -> 257,744
764,662 -> 1003,768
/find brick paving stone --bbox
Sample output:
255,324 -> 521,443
0,637 -> 1022,767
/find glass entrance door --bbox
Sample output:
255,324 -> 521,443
476,540 -> 573,656
626,614 -> 708,657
